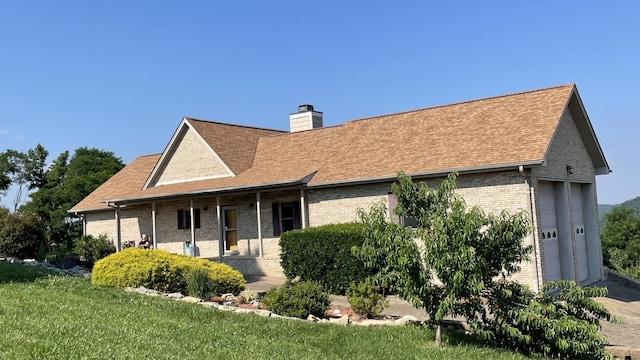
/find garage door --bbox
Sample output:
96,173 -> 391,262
539,182 -> 561,282
572,184 -> 588,282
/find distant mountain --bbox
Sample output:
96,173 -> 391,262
599,196 -> 640,224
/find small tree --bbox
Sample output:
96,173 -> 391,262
355,172 -> 617,358
356,172 -> 531,345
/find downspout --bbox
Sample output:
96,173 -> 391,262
520,165 -> 541,293
300,188 -> 307,229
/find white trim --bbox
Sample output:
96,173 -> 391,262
143,118 -> 235,189
222,206 -> 239,254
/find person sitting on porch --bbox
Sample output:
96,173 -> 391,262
138,234 -> 151,249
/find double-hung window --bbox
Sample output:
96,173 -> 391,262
177,209 -> 201,229
272,201 -> 301,236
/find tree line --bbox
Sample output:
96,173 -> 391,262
0,145 -> 124,253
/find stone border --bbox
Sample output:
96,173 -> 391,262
127,285 -> 423,327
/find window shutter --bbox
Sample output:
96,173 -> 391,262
177,210 -> 185,229
272,202 -> 281,236
293,200 -> 301,229
194,208 -> 201,229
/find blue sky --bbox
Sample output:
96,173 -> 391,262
1,1 -> 638,208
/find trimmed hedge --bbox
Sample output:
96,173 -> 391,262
279,223 -> 373,294
92,248 -> 245,295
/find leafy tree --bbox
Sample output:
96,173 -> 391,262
21,147 -> 124,245
600,206 -> 640,269
356,172 -> 531,345
355,172 -> 617,358
0,151 -> 16,196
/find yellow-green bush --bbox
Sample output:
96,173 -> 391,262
92,248 -> 245,295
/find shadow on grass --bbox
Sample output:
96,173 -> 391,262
0,261 -> 60,284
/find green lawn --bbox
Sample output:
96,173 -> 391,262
0,261 -> 534,359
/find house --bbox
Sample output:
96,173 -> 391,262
69,84 -> 610,291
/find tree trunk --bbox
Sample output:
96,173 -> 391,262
435,324 -> 442,347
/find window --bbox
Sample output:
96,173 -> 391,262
177,209 -> 201,229
388,193 -> 418,228
272,201 -> 301,236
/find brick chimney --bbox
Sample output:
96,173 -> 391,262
289,104 -> 323,132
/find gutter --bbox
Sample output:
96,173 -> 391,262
100,178 -> 307,206
307,160 -> 543,189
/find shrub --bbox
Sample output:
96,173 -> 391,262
476,280 -> 618,360
92,248 -> 245,295
262,280 -> 331,319
279,223 -> 373,294
0,209 -> 46,258
73,234 -> 116,267
346,281 -> 388,319
185,266 -> 216,299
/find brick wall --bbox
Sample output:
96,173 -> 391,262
528,109 -> 603,286
155,127 -> 232,186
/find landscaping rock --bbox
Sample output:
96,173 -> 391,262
167,292 -> 184,300
255,309 -> 273,317
181,296 -> 202,304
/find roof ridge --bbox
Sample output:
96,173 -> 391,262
185,117 -> 287,133
346,84 -> 575,124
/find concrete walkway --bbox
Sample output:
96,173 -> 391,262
244,274 -> 640,357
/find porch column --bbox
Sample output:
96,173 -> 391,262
217,196 -> 223,260
256,192 -> 263,258
190,199 -> 196,257
151,202 -> 157,249
300,188 -> 307,229
115,205 -> 122,251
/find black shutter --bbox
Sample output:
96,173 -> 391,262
272,202 -> 281,236
293,201 -> 301,229
194,208 -> 201,229
177,210 -> 185,229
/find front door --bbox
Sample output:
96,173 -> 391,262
223,209 -> 238,252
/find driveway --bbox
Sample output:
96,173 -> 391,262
592,278 -> 640,353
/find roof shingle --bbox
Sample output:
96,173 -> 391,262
71,84 -> 586,212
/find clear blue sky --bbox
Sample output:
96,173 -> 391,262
1,1 -> 638,208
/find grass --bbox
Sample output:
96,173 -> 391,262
0,261 -> 535,359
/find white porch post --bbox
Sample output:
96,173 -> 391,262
217,196 -> 223,260
115,205 -> 122,251
151,202 -> 157,249
256,192 -> 263,258
300,188 -> 307,229
190,199 -> 196,257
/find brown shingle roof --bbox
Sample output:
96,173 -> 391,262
187,119 -> 286,174
71,84 -> 591,212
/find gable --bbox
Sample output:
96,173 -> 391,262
150,124 -> 234,187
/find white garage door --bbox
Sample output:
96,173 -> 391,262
572,183 -> 588,282
539,181 -> 561,282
